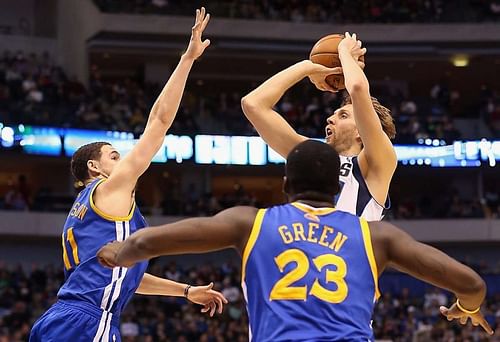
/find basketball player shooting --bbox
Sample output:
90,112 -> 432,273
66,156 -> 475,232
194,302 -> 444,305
241,32 -> 396,221
98,140 -> 493,341
30,8 -> 227,342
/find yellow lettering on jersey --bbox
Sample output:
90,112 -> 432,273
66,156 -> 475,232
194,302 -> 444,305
69,202 -> 89,221
61,232 -> 71,270
76,205 -> 89,221
329,232 -> 348,252
318,225 -> 334,247
69,202 -> 79,217
278,225 -> 294,244
307,223 -> 319,243
292,223 -> 307,242
67,228 -> 80,265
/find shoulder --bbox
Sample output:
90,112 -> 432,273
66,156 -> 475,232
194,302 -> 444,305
215,206 -> 260,224
367,220 -> 413,252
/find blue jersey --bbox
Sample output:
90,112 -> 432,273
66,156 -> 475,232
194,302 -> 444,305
57,178 -> 148,332
241,202 -> 380,342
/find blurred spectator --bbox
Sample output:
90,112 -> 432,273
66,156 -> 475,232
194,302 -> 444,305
0,261 -> 499,341
93,0 -> 500,23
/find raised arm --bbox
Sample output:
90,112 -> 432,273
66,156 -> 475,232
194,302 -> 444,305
97,206 -> 258,268
370,221 -> 493,335
102,8 -> 210,196
338,33 -> 397,201
241,61 -> 341,157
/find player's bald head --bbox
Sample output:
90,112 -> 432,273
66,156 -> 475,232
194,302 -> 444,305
285,140 -> 341,198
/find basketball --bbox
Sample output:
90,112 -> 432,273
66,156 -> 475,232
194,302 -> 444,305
309,34 -> 364,91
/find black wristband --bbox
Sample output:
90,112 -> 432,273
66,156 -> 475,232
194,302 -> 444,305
184,284 -> 192,298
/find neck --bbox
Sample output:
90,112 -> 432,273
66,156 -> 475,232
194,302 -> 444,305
290,193 -> 335,208
84,175 -> 103,186
337,144 -> 362,157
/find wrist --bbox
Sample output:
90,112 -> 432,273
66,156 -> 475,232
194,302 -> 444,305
183,284 -> 192,299
456,299 -> 480,314
180,53 -> 196,64
338,48 -> 352,60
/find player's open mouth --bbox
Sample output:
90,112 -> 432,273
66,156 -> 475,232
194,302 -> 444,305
325,127 -> 334,140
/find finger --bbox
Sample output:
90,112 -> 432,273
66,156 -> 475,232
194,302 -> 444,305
358,61 -> 366,69
201,305 -> 209,313
214,296 -> 224,313
344,32 -> 350,39
357,40 -> 362,48
205,282 -> 214,290
352,33 -> 357,41
195,8 -> 200,25
439,306 -> 448,315
478,318 -> 494,335
440,307 -> 454,321
201,13 -> 210,32
211,290 -> 228,304
210,302 -> 216,317
459,316 -> 468,325
361,47 -> 367,55
202,39 -> 211,50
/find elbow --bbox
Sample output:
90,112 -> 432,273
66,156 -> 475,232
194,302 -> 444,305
241,95 -> 260,117
347,81 -> 369,97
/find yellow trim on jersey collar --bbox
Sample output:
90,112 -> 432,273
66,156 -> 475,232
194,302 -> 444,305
241,209 -> 267,284
359,218 -> 381,301
291,202 -> 336,216
89,178 -> 136,222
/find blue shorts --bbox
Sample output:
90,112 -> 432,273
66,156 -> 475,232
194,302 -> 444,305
29,299 -> 121,342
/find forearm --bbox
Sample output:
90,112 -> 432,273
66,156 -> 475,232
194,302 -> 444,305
243,60 -> 313,109
115,228 -> 160,266
136,273 -> 188,296
241,60 -> 312,157
452,268 -> 486,311
146,54 -> 195,128
392,242 -> 486,310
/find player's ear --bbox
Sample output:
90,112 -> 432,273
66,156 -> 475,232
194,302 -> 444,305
355,130 -> 362,144
283,176 -> 290,195
87,160 -> 100,174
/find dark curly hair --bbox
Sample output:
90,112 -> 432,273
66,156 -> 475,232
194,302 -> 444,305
70,142 -> 111,183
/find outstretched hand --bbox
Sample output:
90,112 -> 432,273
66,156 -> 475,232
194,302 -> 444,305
187,282 -> 228,317
440,302 -> 493,335
184,7 -> 211,60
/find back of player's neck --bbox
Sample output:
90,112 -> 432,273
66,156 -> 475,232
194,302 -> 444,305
290,193 -> 335,208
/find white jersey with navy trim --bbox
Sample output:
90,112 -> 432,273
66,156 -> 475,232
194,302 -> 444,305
335,155 -> 390,221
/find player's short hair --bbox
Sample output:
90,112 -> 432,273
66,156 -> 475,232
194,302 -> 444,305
71,142 -> 111,183
286,140 -> 340,197
341,94 -> 396,140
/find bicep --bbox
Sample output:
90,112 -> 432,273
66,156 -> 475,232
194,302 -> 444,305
106,123 -> 166,191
